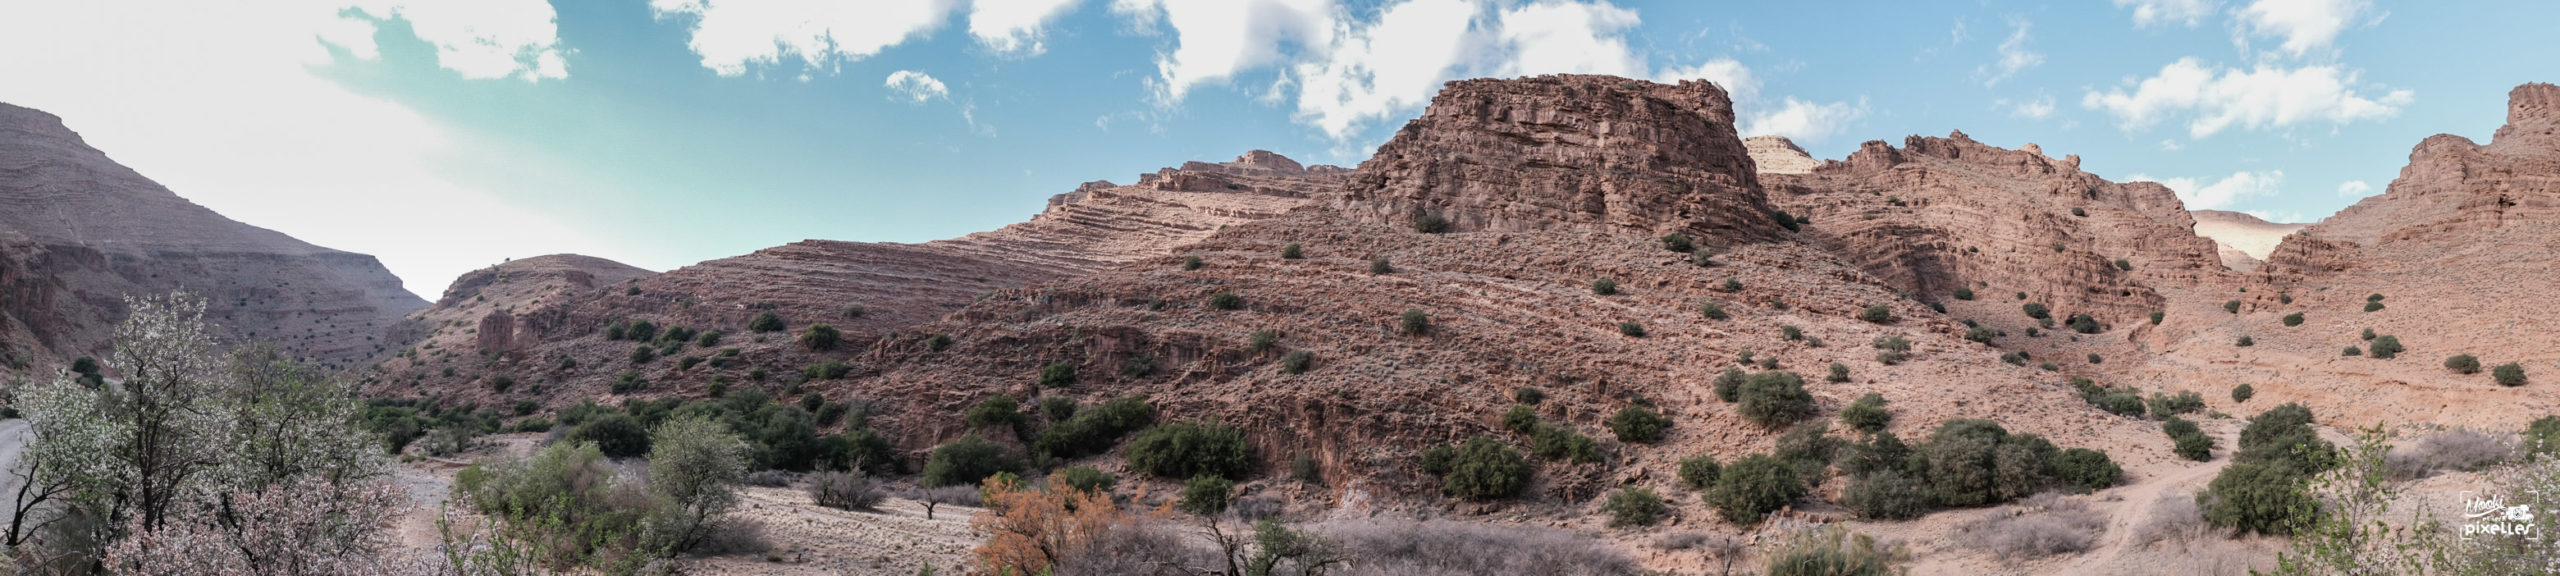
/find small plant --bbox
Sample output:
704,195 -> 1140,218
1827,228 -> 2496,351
801,324 -> 842,351
2053,448 -> 2123,492
2280,294 -> 2294,304
1772,210 -> 1802,232
2150,311 -> 2165,325
924,333 -> 952,352
1692,250 -> 1719,267
2067,313 -> 2100,334
1721,278 -> 1744,292
1660,234 -> 1694,253
1513,387 -> 1545,405
1038,362 -> 1077,387
1051,466 -> 1117,495
808,469 -> 884,510
2022,302 -> 2050,320
1429,437 -> 1530,500
1603,486 -> 1667,527
2224,300 -> 2242,314
1400,309 -> 1431,335
1678,454 -> 1721,491
1369,257 -> 1392,274
1964,325 -> 1997,344
2446,354 -> 2482,374
1530,424 -> 1601,463
1618,321 -> 1646,337
1208,291 -> 1244,310
2368,335 -> 2403,359
2343,346 -> 2362,356
2495,363 -> 2529,386
1700,301 -> 1729,320
2115,258 -> 2133,270
1591,278 -> 1618,295
2282,312 -> 2305,327
2087,353 -> 2103,364
921,435 -> 1018,488
2362,327 -> 2377,341
1180,475 -> 1234,515
1953,287 -> 1975,300
1280,350 -> 1314,374
1861,305 -> 1892,324
2232,383 -> 2254,403
1713,369 -> 1747,402
1708,454 -> 1806,524
748,311 -> 785,333
1840,393 -> 1890,433
1413,213 -> 1452,233
1183,255 -> 1203,270
1739,371 -> 1815,429
1608,405 -> 1672,443
1280,243 -> 1303,259
1127,421 -> 1257,480
2365,301 -> 2385,312
2236,336 -> 2254,347
1827,362 -> 1851,383
965,395 -> 1025,429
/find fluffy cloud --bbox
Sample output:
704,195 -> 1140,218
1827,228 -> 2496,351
1290,0 -> 1481,138
2337,180 -> 2373,197
1491,1 -> 1644,77
1998,95 -> 2057,119
1977,19 -> 2042,87
969,0 -> 1083,55
2236,0 -> 2367,57
329,0 -> 569,79
0,1 -> 621,295
2081,57 -> 2411,138
2112,0 -> 2217,28
647,0 -> 961,76
1740,97 -> 1871,143
2127,170 -> 2286,210
1112,0 -> 1336,103
885,70 -> 951,103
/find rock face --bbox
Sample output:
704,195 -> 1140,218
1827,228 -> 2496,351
0,103 -> 424,373
1761,131 -> 2225,329
1743,135 -> 1821,175
1336,75 -> 1782,240
2189,210 -> 2308,271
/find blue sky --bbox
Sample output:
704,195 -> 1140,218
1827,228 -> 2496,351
3,1 -> 2554,296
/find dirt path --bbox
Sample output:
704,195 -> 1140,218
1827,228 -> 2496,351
2047,426 -> 2234,575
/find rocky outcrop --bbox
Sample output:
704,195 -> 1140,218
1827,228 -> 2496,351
1336,75 -> 1782,240
0,103 -> 424,373
1743,135 -> 1820,175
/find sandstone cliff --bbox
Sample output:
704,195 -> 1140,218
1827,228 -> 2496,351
0,103 -> 424,373
2190,210 -> 2307,271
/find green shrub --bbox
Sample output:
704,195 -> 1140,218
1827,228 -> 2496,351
748,311 -> 785,333
2526,416 -> 2560,458
1036,396 -> 1077,423
567,413 -> 652,459
1953,288 -> 1975,300
2087,353 -> 2103,365
1827,362 -> 1851,383
1838,431 -> 1913,479
1291,451 -> 1321,483
2022,302 -> 2050,320
1964,325 -> 1997,344
1502,404 -> 1540,434
1851,304 -> 1891,324
1700,301 -> 1729,320
964,395 -> 1023,429
2280,294 -> 2294,304
801,324 -> 841,351
1590,278 -> 1618,296
803,361 -> 851,380
1180,475 -> 1233,515
1602,486 -> 1667,527
2052,448 -> 2122,493
1693,249 -> 1719,267
1369,257 -> 1392,274
2068,314 -> 2100,334
1678,454 -> 1721,491
629,344 -> 656,364
1841,393 -> 1890,433
1280,243 -> 1303,259
1722,278 -> 1744,292
2232,383 -> 2254,403
2343,346 -> 2362,356
1774,422 -> 1842,480
1660,234 -> 1694,253
1607,405 -> 1672,443
1713,369 -> 1747,402
2148,390 -> 2205,418
1840,469 -> 1933,520
1919,419 -> 2011,507
922,434 -> 1018,488
2365,301 -> 2385,312
1032,396 -> 1156,459
2368,335 -> 2402,359
1618,322 -> 1646,337
1052,466 -> 1117,494
1772,210 -> 1802,231
2496,363 -> 2529,386
1280,350 -> 1314,374
2150,311 -> 2165,325
1709,454 -> 1806,524
2236,336 -> 2254,347
1126,421 -> 1257,480
2446,354 -> 2482,374
1739,371 -> 1815,429
2114,258 -> 2132,270
1401,309 -> 1431,335
610,371 -> 648,394
2362,328 -> 2377,341
2204,462 -> 2316,536
1530,424 -> 1601,463
1039,362 -> 1077,387
2283,312 -> 2305,327
1433,437 -> 1530,500
1184,255 -> 1204,270
1413,213 -> 1452,234
1208,291 -> 1244,310
1514,387 -> 1545,405
2225,300 -> 2242,314
1766,526 -> 1904,576
2236,403 -> 2334,475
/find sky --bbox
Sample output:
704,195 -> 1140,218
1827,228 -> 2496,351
2,0 -> 2554,298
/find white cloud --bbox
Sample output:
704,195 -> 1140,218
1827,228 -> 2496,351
1290,0 -> 1481,139
1112,0 -> 1336,104
1741,97 -> 1871,143
329,0 -> 569,80
2126,170 -> 2285,210
647,0 -> 961,76
2081,57 -> 2411,138
1977,19 -> 2042,87
2159,139 -> 2185,151
969,0 -> 1083,55
1658,58 -> 1757,102
2112,0 -> 2217,28
1491,0 -> 1644,77
0,1 -> 624,296
885,70 -> 951,103
2000,95 -> 2056,119
2336,180 -> 2373,197
2235,0 -> 2367,57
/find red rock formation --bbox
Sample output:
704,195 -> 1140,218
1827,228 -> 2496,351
1336,75 -> 1782,240
1743,135 -> 1820,175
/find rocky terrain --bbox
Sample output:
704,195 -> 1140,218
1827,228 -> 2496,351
0,103 -> 423,375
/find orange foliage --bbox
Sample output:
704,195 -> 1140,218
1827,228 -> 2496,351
970,475 -> 1153,576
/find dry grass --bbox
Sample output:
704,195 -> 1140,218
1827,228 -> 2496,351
1954,493 -> 2107,561
2132,491 -> 2210,546
2386,429 -> 2517,480
1320,519 -> 1641,576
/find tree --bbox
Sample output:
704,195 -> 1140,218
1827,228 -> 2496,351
648,416 -> 749,555
923,435 -> 1018,488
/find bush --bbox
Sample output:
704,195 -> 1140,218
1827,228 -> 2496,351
2343,346 -> 2362,356
2173,430 -> 2216,462
965,395 -> 1024,429
1400,309 -> 1431,335
1713,368 -> 1746,402
1280,243 -> 1303,259
2115,258 -> 2132,270
1678,455 -> 1721,491
1050,466 -> 1118,494
2150,311 -> 2165,325
1771,210 -> 1801,231
808,469 -> 884,510
803,361 -> 851,380
2148,390 -> 2206,418
2283,312 -> 2305,327
1501,404 -> 1540,434
2528,416 -> 2560,458
1841,393 -> 1890,433
1774,422 -> 1842,479
2052,449 -> 2122,493
2362,327 -> 2378,340
628,344 -> 656,365
1208,291 -> 1244,310
2236,336 -> 2254,347
1738,371 -> 1815,429
1126,421 -> 1257,480
1607,405 -> 1672,443
1954,287 -> 1975,300
1184,255 -> 1204,270
2021,302 -> 2050,320
1699,301 -> 1729,320
1514,387 -> 1545,405
2068,314 -> 2100,334
1955,494 -> 2104,561
1827,362 -> 1851,383
2203,462 -> 2316,536
1530,424 -> 1601,463
1839,431 -> 1913,479
2368,335 -> 2403,359
1964,325 -> 1997,344
2447,354 -> 2483,374
2497,363 -> 2529,386
1858,305 -> 1893,324
2232,384 -> 2254,403
2236,403 -> 2334,475
748,311 -> 785,333
1708,454 -> 1805,524
1660,234 -> 1694,253
1602,487 -> 1667,527
1435,437 -> 1531,500
1840,468 -> 1932,521
1692,249 -> 1719,267
1369,257 -> 1392,274
1032,396 -> 1156,459
2385,429 -> 2516,479
1721,278 -> 1743,292
1413,213 -> 1452,233
1765,526 -> 1902,576
1039,362 -> 1077,387
922,435 -> 1018,488
1617,322 -> 1645,337
801,324 -> 841,351
1590,278 -> 1618,296
567,413 -> 652,459
1180,475 -> 1233,515
2365,301 -> 2386,312
1280,350 -> 1315,374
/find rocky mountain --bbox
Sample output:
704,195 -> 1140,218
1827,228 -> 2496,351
2189,209 -> 2307,271
0,103 -> 424,374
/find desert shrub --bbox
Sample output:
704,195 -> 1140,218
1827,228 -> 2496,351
1955,494 -> 2104,560
1861,305 -> 1892,324
1739,371 -> 1815,429
803,361 -> 852,380
1991,434 -> 2061,502
1827,362 -> 1851,383
2368,335 -> 2403,359
800,324 -> 841,351
1039,362 -> 1077,387
1369,257 -> 1393,274
1127,421 -> 1257,480
1954,287 -> 1975,300
808,469 -> 884,510
2088,388 -> 2146,419
1050,466 -> 1118,494
1764,526 -> 1904,576
1318,519 -> 1642,576
2280,293 -> 2294,304
2283,312 -> 2305,327
2166,417 -> 2214,462
2022,302 -> 2050,320
1607,405 -> 1672,443
747,311 -> 785,332
1873,334 -> 1912,364
1699,301 -> 1729,320
1919,419 -> 2014,507
922,434 -> 1018,488
2147,390 -> 2206,418
1678,454 -> 1721,491
1713,368 -> 1746,402
1208,291 -> 1244,310
2232,384 -> 2254,403
1180,475 -> 1233,515
2236,336 -> 2254,347
2236,403 -> 2335,475
1838,431 -> 1913,479
2447,354 -> 2483,374
1280,243 -> 1303,259
1841,393 -> 1890,433
923,333 -> 952,351
2528,416 -> 2560,458
1184,255 -> 1204,270
2225,300 -> 2242,314
1660,234 -> 1694,253
1401,309 -> 1431,335
2087,353 -> 2103,365
2115,258 -> 2132,270
1722,278 -> 1744,292
1530,424 -> 1602,463
1279,350 -> 1315,374
451,441 -> 669,566
2067,314 -> 2100,334
2150,311 -> 2165,325
568,413 -> 651,458
1590,278 -> 1618,296
2203,462 -> 2315,536
1413,213 -> 1452,233
1602,487 -> 1667,527
2362,327 -> 2378,340
2343,346 -> 2363,356
2052,449 -> 2122,493
2497,362 -> 2529,386
628,344 -> 656,364
1033,396 -> 1156,459
1434,437 -> 1531,500
1120,354 -> 1155,379
1036,396 -> 1079,422
1692,249 -> 1719,267
1514,387 -> 1545,405
1617,321 -> 1645,337
2365,301 -> 2386,312
965,394 -> 1024,429
1841,469 -> 1935,522
1774,421 -> 1842,479
1965,325 -> 1997,344
1779,325 -> 1803,341
1708,454 -> 1806,524
1502,404 -> 1540,434
1771,209 -> 1802,231
2131,492 -> 2209,545
2385,429 -> 2515,479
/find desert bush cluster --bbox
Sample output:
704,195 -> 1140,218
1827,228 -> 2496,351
1837,418 -> 2120,521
